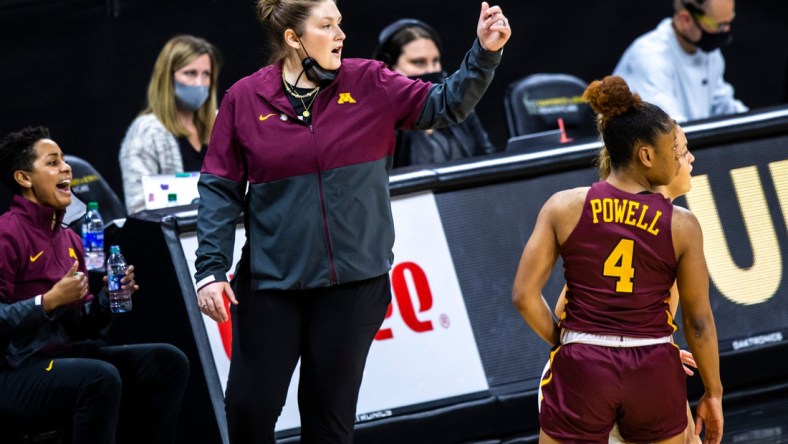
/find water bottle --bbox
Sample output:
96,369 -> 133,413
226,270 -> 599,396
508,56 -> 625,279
82,201 -> 105,271
167,193 -> 178,207
107,245 -> 132,313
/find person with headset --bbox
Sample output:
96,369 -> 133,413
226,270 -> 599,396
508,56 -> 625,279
193,0 -> 511,443
373,18 -> 497,167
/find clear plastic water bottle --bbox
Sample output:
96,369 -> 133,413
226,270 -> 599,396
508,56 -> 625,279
107,245 -> 132,313
82,201 -> 105,271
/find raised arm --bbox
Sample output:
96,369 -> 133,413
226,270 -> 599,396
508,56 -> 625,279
413,2 -> 510,130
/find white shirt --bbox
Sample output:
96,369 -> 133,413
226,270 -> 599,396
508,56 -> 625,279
613,18 -> 748,122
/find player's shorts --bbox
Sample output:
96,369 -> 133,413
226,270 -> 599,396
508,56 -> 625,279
539,330 -> 687,443
539,361 -> 627,444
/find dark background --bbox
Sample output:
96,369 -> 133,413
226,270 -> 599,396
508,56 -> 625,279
1,0 -> 786,201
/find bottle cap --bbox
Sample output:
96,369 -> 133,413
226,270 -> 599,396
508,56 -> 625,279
88,201 -> 99,210
168,193 -> 177,202
109,245 -> 121,254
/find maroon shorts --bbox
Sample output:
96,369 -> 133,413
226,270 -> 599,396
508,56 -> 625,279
539,343 -> 687,443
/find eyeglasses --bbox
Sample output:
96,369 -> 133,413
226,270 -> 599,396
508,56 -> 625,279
682,1 -> 734,32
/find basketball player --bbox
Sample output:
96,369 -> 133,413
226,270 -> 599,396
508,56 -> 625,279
513,76 -> 722,443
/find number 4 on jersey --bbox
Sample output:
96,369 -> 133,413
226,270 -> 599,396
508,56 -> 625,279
604,239 -> 635,293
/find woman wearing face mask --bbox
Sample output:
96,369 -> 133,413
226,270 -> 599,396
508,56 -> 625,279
119,35 -> 221,214
373,19 -> 497,168
193,0 -> 510,442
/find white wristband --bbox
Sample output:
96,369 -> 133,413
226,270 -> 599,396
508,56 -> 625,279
196,275 -> 217,291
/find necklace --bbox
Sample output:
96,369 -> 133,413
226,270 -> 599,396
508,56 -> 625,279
282,70 -> 320,118
297,92 -> 319,118
282,70 -> 319,99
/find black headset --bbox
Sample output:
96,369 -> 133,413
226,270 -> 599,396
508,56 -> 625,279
373,18 -> 442,67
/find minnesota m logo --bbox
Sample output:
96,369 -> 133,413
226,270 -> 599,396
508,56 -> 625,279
337,92 -> 357,104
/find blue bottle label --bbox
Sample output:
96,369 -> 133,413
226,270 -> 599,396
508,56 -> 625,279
83,231 -> 104,249
108,273 -> 123,292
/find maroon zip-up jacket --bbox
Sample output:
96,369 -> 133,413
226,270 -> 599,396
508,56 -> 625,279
195,39 -> 502,291
0,195 -> 111,368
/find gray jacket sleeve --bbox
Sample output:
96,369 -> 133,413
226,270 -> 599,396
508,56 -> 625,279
193,174 -> 245,287
0,299 -> 47,337
413,39 -> 502,130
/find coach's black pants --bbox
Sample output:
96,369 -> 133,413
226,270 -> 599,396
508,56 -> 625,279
0,343 -> 189,444
225,273 -> 391,444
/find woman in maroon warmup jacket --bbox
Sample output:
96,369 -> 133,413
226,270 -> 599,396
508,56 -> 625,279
193,1 -> 511,443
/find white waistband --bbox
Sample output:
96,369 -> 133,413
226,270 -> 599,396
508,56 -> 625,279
561,329 -> 673,348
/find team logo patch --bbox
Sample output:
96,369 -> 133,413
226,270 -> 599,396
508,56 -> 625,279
337,92 -> 357,104
259,113 -> 277,121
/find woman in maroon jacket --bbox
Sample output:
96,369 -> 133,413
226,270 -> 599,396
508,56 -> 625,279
0,127 -> 188,444
193,0 -> 510,442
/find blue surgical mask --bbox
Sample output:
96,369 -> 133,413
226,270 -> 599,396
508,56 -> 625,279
174,81 -> 209,111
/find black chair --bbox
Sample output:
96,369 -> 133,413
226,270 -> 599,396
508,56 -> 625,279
503,73 -> 597,142
64,155 -> 126,238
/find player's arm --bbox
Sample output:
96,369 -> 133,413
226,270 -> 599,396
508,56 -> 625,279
673,207 -> 723,443
512,193 -> 564,346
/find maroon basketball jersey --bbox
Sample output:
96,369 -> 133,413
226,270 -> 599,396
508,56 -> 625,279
559,181 -> 678,338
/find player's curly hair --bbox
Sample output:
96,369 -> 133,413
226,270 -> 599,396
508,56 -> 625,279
584,76 -> 675,171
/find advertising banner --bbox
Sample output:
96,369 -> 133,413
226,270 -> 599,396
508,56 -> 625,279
179,192 -> 488,433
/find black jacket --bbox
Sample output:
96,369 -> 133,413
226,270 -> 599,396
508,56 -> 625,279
393,110 -> 496,168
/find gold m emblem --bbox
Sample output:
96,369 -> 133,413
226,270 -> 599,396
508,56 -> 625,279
337,93 -> 357,104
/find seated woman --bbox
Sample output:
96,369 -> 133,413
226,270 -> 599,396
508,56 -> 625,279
0,126 -> 188,444
119,35 -> 221,214
373,19 -> 497,168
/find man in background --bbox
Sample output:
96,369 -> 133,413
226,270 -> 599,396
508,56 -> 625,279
613,0 -> 747,122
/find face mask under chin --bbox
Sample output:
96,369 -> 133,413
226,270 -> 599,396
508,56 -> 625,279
301,57 -> 339,87
297,41 -> 339,88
